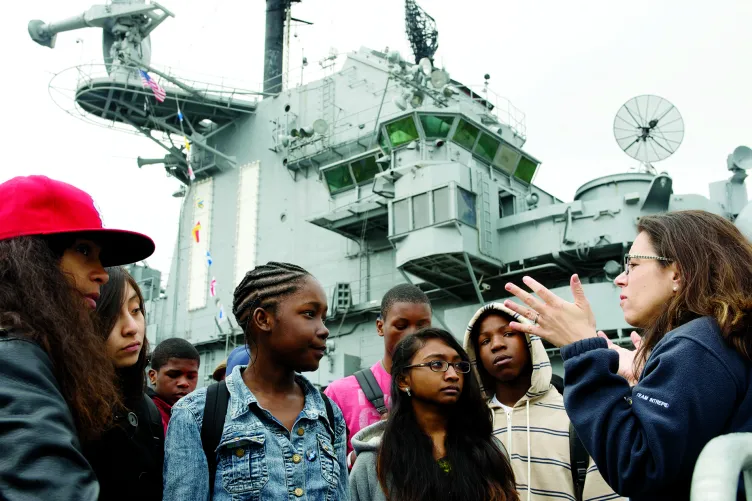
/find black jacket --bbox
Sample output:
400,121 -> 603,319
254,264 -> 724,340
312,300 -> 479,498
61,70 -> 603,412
83,390 -> 165,501
0,331 -> 100,501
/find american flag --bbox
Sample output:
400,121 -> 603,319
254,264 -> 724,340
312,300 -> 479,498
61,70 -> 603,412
139,69 -> 166,102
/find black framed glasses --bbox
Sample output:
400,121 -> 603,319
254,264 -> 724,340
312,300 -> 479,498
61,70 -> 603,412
404,360 -> 471,373
623,254 -> 673,275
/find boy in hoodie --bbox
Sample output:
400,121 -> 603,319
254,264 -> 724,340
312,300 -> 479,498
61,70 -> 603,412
324,283 -> 432,462
147,338 -> 200,434
464,303 -> 624,501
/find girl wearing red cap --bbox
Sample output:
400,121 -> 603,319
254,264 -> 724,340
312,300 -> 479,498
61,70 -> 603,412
0,175 -> 155,500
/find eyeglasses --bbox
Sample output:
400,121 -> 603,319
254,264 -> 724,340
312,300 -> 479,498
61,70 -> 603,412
404,360 -> 472,373
623,254 -> 673,275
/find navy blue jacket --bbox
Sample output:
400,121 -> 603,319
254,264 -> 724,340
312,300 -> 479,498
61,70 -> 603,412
561,316 -> 752,500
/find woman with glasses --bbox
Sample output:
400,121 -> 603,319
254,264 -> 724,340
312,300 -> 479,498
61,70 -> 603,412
349,327 -> 518,501
501,210 -> 752,500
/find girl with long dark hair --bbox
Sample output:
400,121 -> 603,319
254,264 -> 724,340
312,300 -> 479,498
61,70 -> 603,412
163,262 -> 348,500
85,267 -> 164,501
350,328 -> 518,501
0,175 -> 154,500
503,210 -> 752,499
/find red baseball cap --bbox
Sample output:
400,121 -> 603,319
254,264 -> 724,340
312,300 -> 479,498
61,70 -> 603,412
0,175 -> 155,266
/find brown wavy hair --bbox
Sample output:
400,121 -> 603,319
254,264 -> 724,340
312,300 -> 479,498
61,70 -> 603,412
635,210 -> 752,373
0,237 -> 121,440
95,266 -> 149,410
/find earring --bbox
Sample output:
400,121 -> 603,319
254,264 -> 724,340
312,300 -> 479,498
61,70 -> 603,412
406,388 -> 411,397
673,285 -> 678,292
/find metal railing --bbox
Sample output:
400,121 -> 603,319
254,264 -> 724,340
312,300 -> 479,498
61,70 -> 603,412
691,433 -> 752,500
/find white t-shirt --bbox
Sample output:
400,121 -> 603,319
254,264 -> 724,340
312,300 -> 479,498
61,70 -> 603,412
490,395 -> 514,416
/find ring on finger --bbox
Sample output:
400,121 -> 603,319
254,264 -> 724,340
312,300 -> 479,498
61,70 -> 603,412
533,312 -> 540,324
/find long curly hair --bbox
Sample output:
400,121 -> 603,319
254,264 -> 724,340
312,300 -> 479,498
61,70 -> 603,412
95,266 -> 149,410
635,210 -> 752,372
0,236 -> 121,440
377,328 -> 518,501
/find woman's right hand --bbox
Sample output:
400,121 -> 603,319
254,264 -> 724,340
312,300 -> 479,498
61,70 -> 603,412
596,331 -> 642,386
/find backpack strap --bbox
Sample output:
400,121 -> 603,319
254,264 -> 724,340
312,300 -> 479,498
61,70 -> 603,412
569,421 -> 588,501
201,381 -> 230,497
142,394 -> 165,442
319,390 -> 336,444
354,368 -> 387,415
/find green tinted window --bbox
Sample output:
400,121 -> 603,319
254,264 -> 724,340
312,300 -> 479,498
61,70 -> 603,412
385,116 -> 419,148
351,156 -> 380,184
514,156 -> 538,184
323,164 -> 354,193
474,133 -> 500,163
419,115 -> 454,138
378,131 -> 391,153
452,120 -> 480,151
493,145 -> 521,174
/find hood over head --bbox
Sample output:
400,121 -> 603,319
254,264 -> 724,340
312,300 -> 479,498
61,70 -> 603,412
351,419 -> 386,455
463,302 -> 553,403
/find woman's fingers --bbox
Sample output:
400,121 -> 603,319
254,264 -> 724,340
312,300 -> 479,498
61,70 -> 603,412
505,281 -> 546,312
597,331 -> 615,348
502,299 -> 539,324
522,275 -> 562,307
630,331 -> 642,350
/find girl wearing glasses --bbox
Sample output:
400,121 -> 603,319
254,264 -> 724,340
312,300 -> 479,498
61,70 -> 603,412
349,328 -> 518,501
502,210 -> 752,500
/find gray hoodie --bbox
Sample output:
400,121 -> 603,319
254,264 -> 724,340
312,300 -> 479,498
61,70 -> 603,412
349,419 -> 511,501
349,420 -> 387,501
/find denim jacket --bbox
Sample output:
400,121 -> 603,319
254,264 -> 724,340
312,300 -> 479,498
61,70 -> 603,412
163,365 -> 349,501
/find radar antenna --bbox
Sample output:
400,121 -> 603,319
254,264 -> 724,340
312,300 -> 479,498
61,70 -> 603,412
613,95 -> 684,173
405,0 -> 438,64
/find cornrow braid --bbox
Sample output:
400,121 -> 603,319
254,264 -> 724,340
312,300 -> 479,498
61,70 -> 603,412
232,262 -> 311,331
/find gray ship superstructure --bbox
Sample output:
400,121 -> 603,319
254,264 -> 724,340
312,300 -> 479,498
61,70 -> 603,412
29,0 -> 752,387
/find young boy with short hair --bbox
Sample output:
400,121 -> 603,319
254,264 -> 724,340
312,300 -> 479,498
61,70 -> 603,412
324,283 -> 432,463
147,338 -> 201,433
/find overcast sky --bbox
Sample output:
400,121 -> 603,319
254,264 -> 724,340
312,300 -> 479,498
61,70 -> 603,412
3,0 -> 751,278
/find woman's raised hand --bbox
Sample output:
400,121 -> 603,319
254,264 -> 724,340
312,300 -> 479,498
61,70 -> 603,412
597,331 -> 643,386
503,274 -> 598,347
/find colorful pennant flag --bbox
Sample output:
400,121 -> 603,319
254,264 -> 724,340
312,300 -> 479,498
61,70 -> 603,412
177,109 -> 184,122
210,277 -> 217,297
139,69 -> 166,102
192,221 -> 201,243
206,251 -> 213,266
218,304 -> 226,323
187,165 -> 196,181
196,198 -> 204,209
184,137 -> 191,152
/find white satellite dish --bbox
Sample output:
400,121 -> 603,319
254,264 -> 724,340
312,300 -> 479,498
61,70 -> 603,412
313,119 -> 329,135
729,146 -> 752,171
430,69 -> 450,89
614,95 -> 684,168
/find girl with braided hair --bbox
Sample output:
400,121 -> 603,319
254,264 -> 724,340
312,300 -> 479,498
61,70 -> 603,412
163,262 -> 349,500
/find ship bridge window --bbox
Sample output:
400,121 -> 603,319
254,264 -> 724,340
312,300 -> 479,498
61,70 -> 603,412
452,119 -> 480,151
514,156 -> 539,184
457,187 -> 477,227
351,156 -> 380,184
494,145 -> 521,174
385,116 -> 419,148
390,184 -> 478,237
474,132 -> 501,164
378,131 -> 391,154
323,164 -> 355,193
499,190 -> 516,218
419,114 -> 455,139
433,186 -> 451,224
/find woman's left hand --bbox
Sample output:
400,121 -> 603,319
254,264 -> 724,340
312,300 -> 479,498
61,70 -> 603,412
503,274 -> 598,347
